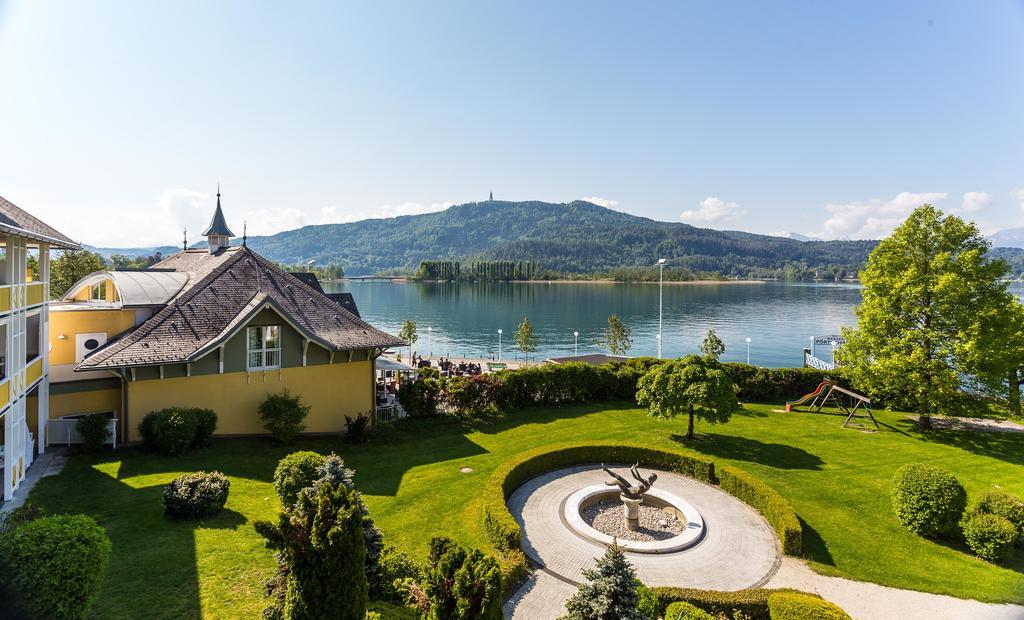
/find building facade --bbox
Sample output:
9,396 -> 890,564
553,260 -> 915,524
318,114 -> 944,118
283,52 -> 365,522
0,196 -> 79,501
50,193 -> 404,444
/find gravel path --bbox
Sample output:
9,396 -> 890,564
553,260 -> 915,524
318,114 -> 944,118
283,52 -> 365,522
581,501 -> 684,541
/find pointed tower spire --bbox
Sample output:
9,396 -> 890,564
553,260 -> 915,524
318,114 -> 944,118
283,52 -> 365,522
489,191 -> 493,201
183,227 -> 188,252
242,221 -> 247,248
203,184 -> 235,253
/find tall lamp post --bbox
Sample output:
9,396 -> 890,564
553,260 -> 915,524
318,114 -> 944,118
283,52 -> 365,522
497,329 -> 503,361
656,258 -> 666,358
427,326 -> 432,357
573,331 -> 579,357
745,337 -> 752,365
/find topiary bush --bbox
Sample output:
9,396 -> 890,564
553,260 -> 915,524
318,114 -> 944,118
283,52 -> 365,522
767,591 -> 850,620
0,514 -> 112,620
968,490 -> 1024,541
664,601 -> 715,620
273,451 -> 327,507
258,389 -> 310,444
890,463 -> 967,537
162,471 -> 230,519
961,512 -> 1019,563
138,407 -> 216,455
75,412 -> 112,451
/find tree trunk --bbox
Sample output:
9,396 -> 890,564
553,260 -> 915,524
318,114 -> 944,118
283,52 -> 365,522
1009,369 -> 1022,419
687,406 -> 695,439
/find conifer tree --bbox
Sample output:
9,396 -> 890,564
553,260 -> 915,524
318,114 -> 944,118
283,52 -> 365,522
561,544 -> 645,620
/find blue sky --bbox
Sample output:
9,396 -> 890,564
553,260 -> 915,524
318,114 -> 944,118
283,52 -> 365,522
1,1 -> 1022,247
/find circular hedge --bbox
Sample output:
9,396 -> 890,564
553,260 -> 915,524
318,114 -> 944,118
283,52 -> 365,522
767,591 -> 851,620
890,463 -> 966,537
0,514 -> 111,620
962,512 -> 1018,563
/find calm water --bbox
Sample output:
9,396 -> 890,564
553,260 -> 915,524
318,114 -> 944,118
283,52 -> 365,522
325,280 -> 863,368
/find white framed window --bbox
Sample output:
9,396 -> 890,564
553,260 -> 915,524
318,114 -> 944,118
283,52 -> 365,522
247,325 -> 281,371
89,281 -> 106,301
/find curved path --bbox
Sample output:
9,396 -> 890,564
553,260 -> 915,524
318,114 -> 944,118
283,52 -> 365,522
502,464 -> 1024,620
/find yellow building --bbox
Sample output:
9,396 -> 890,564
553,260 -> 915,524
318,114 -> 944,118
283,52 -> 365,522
0,196 -> 79,502
51,191 -> 403,444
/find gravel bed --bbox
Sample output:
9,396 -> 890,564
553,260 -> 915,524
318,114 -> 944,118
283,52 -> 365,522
580,500 -> 684,541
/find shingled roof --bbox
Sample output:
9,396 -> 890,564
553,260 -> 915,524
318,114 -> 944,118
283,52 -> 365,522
0,195 -> 79,248
77,247 -> 403,369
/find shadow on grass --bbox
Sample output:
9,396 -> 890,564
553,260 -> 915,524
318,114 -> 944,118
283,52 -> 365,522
912,427 -> 1024,467
672,433 -> 825,471
798,516 -> 835,567
465,401 -> 627,435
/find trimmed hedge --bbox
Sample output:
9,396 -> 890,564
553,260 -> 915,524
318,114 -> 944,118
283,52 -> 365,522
480,441 -> 803,594
767,591 -> 851,620
969,490 -> 1024,541
718,464 -> 802,555
162,471 -> 230,519
664,601 -> 714,620
961,512 -> 1018,563
652,587 -> 802,620
890,463 -> 967,538
138,407 -> 218,455
0,514 -> 112,620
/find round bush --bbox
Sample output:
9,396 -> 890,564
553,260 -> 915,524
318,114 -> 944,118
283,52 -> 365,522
0,514 -> 111,620
75,412 -> 111,451
664,601 -> 714,620
273,451 -> 326,506
962,512 -> 1018,563
258,389 -> 310,444
190,408 -> 218,448
767,591 -> 851,620
971,490 -> 1024,540
890,463 -> 967,537
139,408 -> 199,455
163,471 -> 230,519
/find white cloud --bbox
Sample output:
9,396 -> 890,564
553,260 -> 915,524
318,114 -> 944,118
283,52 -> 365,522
679,196 -> 745,226
1012,188 -> 1024,211
242,207 -> 308,236
811,191 -> 948,240
581,196 -> 618,208
954,191 -> 991,214
318,201 -> 454,225
159,188 -> 211,239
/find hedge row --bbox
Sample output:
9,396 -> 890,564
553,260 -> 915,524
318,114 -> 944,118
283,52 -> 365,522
480,442 -> 803,593
401,359 -> 834,418
718,464 -> 802,555
652,587 -> 814,620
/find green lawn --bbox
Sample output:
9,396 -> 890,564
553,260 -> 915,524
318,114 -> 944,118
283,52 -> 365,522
25,403 -> 1024,618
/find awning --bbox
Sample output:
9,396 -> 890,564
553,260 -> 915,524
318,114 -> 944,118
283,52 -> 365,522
375,357 -> 418,373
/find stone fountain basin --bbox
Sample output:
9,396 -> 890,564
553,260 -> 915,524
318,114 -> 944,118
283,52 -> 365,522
562,484 -> 705,553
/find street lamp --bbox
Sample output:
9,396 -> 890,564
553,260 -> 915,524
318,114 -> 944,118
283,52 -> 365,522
497,329 -> 503,361
573,331 -> 579,357
745,337 -> 752,365
656,258 -> 666,358
427,327 -> 432,357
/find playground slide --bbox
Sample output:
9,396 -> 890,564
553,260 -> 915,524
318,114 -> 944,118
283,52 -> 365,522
785,380 -> 833,412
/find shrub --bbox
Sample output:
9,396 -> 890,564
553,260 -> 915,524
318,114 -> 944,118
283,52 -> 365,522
767,591 -> 850,620
0,514 -> 111,620
273,451 -> 327,507
162,471 -> 230,519
961,512 -> 1019,562
367,601 -> 420,620
718,465 -> 802,555
191,408 -> 218,447
259,389 -> 310,444
563,545 -> 645,620
423,537 -> 502,620
0,501 -> 46,534
75,412 -> 111,451
651,587 -> 808,620
372,546 -> 420,603
636,584 -> 660,620
890,463 -> 967,537
397,377 -> 441,417
664,601 -> 715,620
139,408 -> 199,455
345,412 -> 373,443
969,490 -> 1024,540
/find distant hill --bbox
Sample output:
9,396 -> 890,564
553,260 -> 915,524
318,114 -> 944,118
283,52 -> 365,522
989,228 -> 1024,250
85,244 -> 180,259
241,200 -> 878,277
770,231 -> 821,242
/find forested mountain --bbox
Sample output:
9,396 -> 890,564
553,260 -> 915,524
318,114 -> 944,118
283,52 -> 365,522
244,200 -> 878,278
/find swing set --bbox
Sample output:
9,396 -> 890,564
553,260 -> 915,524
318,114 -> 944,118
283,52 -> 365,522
785,379 -> 877,429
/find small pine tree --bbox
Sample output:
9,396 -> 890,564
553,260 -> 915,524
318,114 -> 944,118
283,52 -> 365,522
423,537 -> 502,620
699,329 -> 725,360
561,544 -> 645,620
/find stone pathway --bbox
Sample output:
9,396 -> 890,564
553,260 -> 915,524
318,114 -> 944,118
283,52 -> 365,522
905,414 -> 1024,433
0,449 -> 67,519
504,464 -> 1024,620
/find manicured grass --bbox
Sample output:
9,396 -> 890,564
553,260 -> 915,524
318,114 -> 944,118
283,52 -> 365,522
24,403 -> 1024,618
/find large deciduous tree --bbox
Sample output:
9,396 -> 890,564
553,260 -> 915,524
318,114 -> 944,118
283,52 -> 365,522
50,249 -> 105,299
635,354 -> 738,439
838,205 -> 1010,428
960,297 -> 1024,418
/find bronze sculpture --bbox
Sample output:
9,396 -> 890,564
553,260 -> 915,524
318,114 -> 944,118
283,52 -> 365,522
602,463 -> 657,500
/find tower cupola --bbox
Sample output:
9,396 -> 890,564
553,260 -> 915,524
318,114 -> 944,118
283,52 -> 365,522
202,186 -> 234,253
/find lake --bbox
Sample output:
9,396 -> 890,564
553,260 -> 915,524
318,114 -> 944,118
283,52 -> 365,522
324,280 -> 864,368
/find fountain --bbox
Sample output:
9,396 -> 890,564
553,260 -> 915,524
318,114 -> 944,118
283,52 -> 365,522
602,464 -> 657,531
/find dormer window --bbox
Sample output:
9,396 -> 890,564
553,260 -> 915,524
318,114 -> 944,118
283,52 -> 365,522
247,325 -> 281,371
90,281 -> 107,301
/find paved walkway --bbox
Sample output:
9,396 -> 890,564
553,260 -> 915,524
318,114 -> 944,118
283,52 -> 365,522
504,464 -> 1024,620
0,448 -> 66,519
